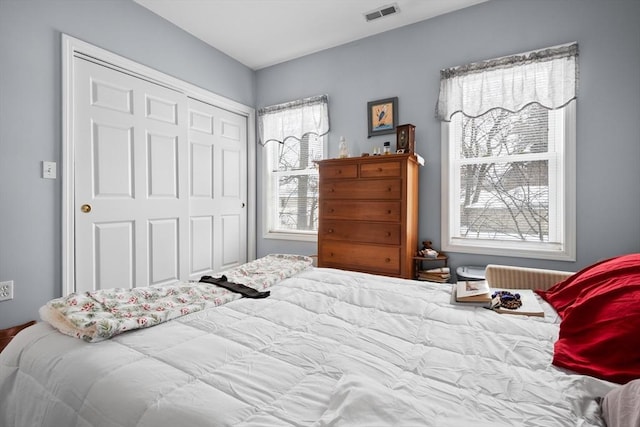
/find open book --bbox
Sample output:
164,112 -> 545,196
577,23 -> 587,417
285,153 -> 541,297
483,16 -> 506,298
455,280 -> 491,303
450,285 -> 490,307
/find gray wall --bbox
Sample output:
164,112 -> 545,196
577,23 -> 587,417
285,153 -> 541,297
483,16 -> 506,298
256,0 -> 640,272
0,0 -> 255,329
2,0 -> 639,330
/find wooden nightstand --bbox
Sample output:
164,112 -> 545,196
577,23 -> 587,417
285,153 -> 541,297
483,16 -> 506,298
0,320 -> 36,353
414,254 -> 449,282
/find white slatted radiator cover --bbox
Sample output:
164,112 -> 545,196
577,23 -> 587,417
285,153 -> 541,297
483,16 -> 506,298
485,264 -> 574,291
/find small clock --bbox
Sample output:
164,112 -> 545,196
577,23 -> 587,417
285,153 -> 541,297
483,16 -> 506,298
396,124 -> 415,153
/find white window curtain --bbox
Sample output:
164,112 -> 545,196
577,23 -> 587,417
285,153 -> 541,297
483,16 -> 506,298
258,94 -> 329,145
436,43 -> 578,122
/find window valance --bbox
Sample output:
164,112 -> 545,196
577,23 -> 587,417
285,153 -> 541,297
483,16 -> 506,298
436,43 -> 578,122
258,94 -> 329,145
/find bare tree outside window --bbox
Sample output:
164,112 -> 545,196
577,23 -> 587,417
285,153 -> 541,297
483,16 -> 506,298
273,134 -> 322,232
455,103 -> 552,242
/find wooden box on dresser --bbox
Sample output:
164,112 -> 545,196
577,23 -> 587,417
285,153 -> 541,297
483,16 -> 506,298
317,153 -> 420,279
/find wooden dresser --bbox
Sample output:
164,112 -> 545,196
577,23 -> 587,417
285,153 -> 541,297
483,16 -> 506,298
317,154 -> 420,279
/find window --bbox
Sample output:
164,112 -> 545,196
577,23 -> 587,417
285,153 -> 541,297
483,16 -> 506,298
265,134 -> 324,238
437,44 -> 577,260
258,95 -> 329,240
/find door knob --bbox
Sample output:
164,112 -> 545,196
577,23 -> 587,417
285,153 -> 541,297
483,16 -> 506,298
81,204 -> 92,213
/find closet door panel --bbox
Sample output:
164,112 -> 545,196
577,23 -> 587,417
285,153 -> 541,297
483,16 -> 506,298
190,216 -> 214,275
74,58 -> 189,292
147,132 -> 179,198
188,98 -> 247,277
94,221 -> 135,289
148,218 -> 180,286
221,214 -> 242,266
92,122 -> 133,197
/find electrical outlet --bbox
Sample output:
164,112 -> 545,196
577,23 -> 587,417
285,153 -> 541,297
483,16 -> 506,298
0,281 -> 14,302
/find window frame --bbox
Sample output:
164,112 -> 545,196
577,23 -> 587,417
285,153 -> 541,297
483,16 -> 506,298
441,101 -> 576,261
262,134 -> 326,242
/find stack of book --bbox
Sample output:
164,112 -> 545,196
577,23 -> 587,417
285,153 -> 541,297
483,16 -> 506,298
417,267 -> 451,283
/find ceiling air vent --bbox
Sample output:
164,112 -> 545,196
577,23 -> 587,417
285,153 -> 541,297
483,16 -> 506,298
364,3 -> 400,22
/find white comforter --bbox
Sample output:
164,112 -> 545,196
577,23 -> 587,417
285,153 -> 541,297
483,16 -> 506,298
0,267 -> 615,426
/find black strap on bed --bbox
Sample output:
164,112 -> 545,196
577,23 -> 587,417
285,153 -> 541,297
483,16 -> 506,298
199,275 -> 270,299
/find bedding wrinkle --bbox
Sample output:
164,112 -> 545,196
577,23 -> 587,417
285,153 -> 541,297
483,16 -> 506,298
77,356 -> 194,426
98,318 -> 267,425
11,369 -> 96,427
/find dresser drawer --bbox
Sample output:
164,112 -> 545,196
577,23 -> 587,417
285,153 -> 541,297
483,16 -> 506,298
322,200 -> 401,222
319,163 -> 358,179
320,220 -> 401,245
360,160 -> 402,178
320,179 -> 401,200
320,241 -> 400,275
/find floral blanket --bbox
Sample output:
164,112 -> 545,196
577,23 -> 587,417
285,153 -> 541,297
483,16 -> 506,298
39,254 -> 313,342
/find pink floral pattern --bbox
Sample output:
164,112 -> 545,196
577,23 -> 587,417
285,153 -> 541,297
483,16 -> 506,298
40,254 -> 313,342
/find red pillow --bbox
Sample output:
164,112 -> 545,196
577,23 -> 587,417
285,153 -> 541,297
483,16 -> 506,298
536,253 -> 640,384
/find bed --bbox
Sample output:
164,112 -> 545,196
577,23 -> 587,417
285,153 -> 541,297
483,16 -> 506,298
1,253 -> 638,427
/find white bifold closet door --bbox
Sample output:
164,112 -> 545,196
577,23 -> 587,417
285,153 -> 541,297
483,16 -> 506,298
73,57 -> 247,293
187,97 -> 247,279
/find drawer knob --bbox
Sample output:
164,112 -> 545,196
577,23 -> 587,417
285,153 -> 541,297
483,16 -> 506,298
337,170 -> 342,174
387,209 -> 392,214
330,208 -> 335,213
330,188 -> 335,192
378,167 -> 383,172
386,232 -> 391,237
387,187 -> 392,192
328,228 -> 334,233
385,258 -> 391,263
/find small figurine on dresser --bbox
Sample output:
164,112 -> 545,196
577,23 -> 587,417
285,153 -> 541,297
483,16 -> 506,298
418,240 -> 439,259
338,136 -> 348,158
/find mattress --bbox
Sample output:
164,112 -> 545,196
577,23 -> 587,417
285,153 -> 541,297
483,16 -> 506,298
0,264 -> 615,426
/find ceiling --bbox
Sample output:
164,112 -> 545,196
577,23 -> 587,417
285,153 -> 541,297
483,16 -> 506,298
133,0 -> 489,70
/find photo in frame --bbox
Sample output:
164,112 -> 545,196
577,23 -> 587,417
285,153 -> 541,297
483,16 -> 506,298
367,97 -> 398,138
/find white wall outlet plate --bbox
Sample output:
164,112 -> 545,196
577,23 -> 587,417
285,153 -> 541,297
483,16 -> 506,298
0,280 -> 14,301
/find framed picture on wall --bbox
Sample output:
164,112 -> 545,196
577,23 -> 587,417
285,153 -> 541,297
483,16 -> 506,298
367,97 -> 398,137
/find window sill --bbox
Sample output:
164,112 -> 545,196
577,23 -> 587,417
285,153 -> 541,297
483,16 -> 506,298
442,239 -> 575,262
263,231 -> 318,243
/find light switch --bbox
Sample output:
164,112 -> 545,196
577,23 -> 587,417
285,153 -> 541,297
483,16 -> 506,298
43,161 -> 57,179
